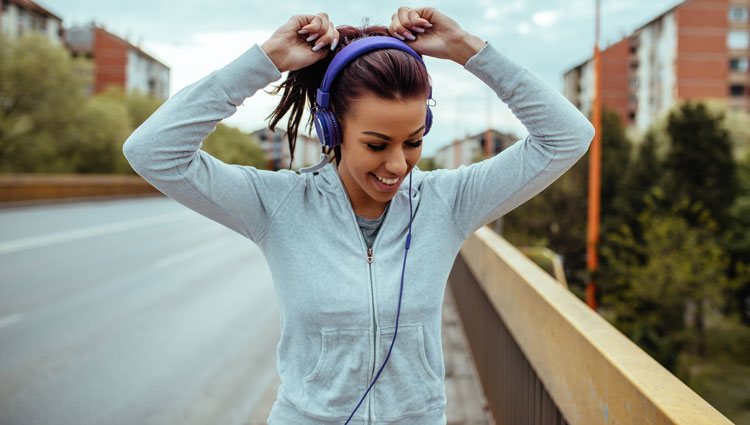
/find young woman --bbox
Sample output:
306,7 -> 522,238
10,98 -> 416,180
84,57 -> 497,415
122,6 -> 594,425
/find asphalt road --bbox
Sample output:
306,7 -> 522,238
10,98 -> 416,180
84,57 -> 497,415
0,197 -> 281,425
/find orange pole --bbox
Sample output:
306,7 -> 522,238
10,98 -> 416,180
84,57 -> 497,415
586,0 -> 602,311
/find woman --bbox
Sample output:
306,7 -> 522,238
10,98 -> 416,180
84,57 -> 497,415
122,6 -> 594,425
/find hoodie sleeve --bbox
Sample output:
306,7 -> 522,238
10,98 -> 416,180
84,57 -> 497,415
122,43 -> 300,244
428,41 -> 595,239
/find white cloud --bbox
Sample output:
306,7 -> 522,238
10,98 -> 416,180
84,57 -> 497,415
516,22 -> 532,35
143,30 -> 273,92
484,7 -> 498,20
142,30 -> 283,137
532,10 -> 559,28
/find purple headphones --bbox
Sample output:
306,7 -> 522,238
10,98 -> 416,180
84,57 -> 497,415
299,35 -> 433,174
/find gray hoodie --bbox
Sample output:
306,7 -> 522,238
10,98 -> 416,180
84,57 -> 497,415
122,40 -> 594,424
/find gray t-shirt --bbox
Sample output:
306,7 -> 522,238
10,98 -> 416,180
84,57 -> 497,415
355,203 -> 389,248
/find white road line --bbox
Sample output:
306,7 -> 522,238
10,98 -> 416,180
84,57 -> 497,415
0,313 -> 23,330
0,212 -> 192,255
154,237 -> 233,269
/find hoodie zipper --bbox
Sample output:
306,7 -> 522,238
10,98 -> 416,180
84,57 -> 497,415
330,167 -> 395,423
365,245 -> 378,423
367,247 -> 376,385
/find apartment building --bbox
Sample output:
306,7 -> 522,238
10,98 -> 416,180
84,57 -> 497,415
564,0 -> 750,132
434,129 -> 517,169
0,0 -> 63,44
251,127 -> 322,171
64,23 -> 170,100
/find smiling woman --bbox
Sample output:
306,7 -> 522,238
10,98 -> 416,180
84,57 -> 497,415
122,6 -> 594,424
339,93 -> 427,218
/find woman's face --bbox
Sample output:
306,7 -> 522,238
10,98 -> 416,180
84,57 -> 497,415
337,93 -> 426,218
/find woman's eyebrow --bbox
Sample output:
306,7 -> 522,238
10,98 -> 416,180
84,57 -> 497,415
360,125 -> 425,141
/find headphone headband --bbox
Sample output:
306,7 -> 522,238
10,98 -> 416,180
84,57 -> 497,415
316,36 -> 429,108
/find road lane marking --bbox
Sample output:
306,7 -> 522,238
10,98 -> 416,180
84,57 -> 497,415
154,237 -> 233,269
0,212 -> 192,255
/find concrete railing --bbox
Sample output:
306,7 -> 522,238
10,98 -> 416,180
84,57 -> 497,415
448,226 -> 733,425
0,174 -> 160,208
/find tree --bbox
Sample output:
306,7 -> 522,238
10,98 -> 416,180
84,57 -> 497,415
0,32 -> 91,172
94,86 -> 163,130
501,107 -> 631,296
600,188 -> 734,369
62,94 -> 132,174
723,155 -> 750,324
417,156 -> 435,171
662,101 -> 738,231
201,124 -> 266,169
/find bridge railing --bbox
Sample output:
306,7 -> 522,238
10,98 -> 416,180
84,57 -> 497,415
448,226 -> 733,425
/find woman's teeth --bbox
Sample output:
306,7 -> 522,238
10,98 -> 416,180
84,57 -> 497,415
375,175 -> 399,185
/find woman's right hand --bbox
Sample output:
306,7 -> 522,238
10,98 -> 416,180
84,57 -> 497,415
261,13 -> 339,73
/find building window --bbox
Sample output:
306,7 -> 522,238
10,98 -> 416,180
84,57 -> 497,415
729,6 -> 749,23
730,57 -> 749,72
729,84 -> 745,96
728,30 -> 749,49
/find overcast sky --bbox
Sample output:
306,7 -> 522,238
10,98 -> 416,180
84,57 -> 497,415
41,0 -> 683,156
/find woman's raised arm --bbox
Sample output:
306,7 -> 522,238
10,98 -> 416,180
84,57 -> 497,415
122,14 -> 339,244
388,6 -> 595,239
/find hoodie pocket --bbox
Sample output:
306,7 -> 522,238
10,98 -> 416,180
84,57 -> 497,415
372,322 -> 444,420
301,328 -> 371,419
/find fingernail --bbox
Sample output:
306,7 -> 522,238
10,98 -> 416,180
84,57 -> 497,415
330,38 -> 339,51
411,26 -> 425,33
403,31 -> 416,41
424,22 -> 433,27
298,29 -> 308,34
306,33 -> 320,42
312,41 -> 326,52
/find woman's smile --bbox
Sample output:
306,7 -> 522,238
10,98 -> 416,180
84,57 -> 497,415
371,172 -> 402,192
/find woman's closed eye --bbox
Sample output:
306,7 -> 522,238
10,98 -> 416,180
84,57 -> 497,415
367,140 -> 423,151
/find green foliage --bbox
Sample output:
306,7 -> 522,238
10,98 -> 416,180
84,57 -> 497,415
662,101 -> 738,230
0,33 -> 264,174
0,32 -> 90,172
94,86 -> 163,130
202,124 -> 266,169
417,156 -> 436,171
723,155 -> 750,323
63,95 -> 132,174
601,188 -> 734,368
502,107 -> 630,292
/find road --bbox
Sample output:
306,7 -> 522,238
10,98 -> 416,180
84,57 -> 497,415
0,197 -> 280,425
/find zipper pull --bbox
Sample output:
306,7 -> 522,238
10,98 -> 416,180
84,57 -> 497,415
367,248 -> 373,264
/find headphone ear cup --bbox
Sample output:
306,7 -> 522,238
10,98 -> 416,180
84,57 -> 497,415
314,109 -> 342,148
424,106 -> 433,136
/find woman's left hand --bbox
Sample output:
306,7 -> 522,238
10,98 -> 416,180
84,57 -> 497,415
387,6 -> 485,65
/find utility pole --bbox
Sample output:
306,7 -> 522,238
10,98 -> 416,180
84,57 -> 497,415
586,0 -> 602,311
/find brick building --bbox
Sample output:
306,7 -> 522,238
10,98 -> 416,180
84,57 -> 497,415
64,23 -> 170,100
434,129 -> 517,170
564,0 -> 750,132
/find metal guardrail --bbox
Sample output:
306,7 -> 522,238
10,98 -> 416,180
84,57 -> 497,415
448,226 -> 733,425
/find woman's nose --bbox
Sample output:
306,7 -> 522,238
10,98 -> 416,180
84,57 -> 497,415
385,151 -> 408,176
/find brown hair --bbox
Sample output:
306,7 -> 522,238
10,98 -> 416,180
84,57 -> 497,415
265,19 -> 432,170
